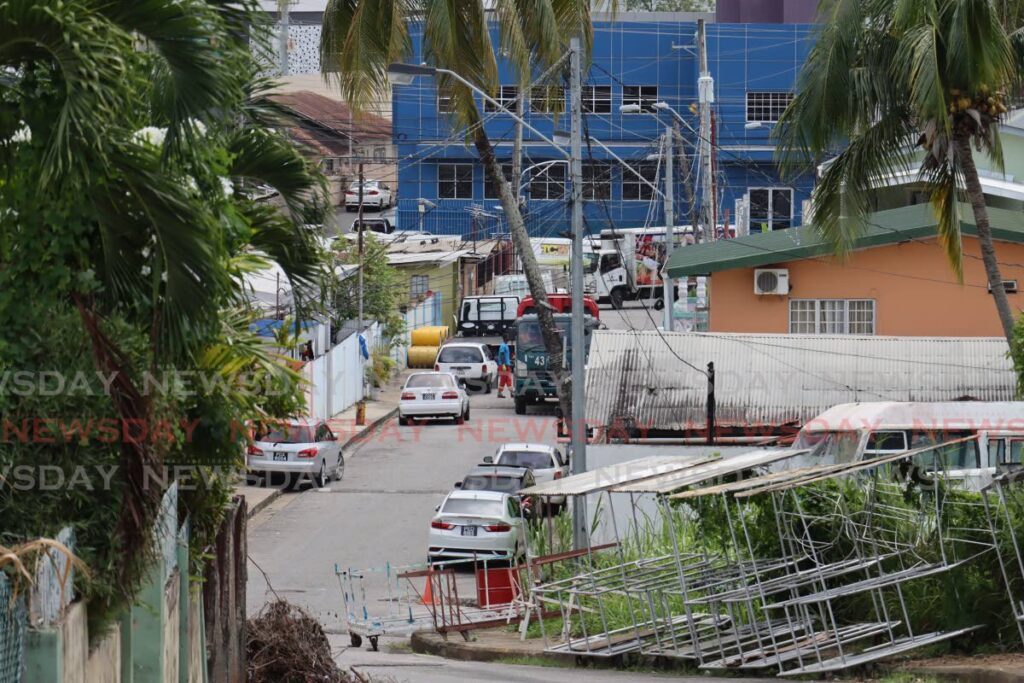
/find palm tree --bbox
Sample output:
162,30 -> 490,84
0,0 -> 329,590
775,0 -> 1024,344
321,0 -> 594,422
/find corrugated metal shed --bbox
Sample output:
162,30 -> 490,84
519,454 -> 712,497
585,331 -> 1016,432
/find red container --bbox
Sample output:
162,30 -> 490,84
475,567 -> 519,607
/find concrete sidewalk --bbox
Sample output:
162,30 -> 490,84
237,369 -> 412,518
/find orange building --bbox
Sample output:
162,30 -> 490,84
665,203 -> 1024,337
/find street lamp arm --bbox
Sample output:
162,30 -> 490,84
585,135 -> 665,199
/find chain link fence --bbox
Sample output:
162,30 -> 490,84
0,574 -> 26,683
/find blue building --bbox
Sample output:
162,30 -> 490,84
391,12 -> 818,238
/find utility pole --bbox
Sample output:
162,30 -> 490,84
662,128 -> 674,331
357,162 -> 365,331
278,1 -> 290,76
568,36 -> 587,552
697,19 -> 715,241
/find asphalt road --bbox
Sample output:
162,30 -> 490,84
246,389 -> 562,626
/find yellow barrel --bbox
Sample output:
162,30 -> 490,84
407,345 -> 440,368
410,325 -> 449,347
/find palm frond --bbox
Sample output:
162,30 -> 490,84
920,147 -> 964,279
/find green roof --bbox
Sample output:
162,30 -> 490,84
665,203 -> 1024,277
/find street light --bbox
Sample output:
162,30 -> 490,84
386,62 -> 438,85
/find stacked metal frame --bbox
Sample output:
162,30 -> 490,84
981,468 -> 1024,647
521,440 -> 990,676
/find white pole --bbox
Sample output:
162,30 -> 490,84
569,37 -> 587,552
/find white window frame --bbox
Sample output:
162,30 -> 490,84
865,430 -> 909,456
529,163 -> 566,200
438,86 -> 457,115
789,299 -> 876,335
622,85 -> 659,113
530,85 -> 564,114
438,163 -> 473,200
582,85 -> 612,114
409,274 -> 430,299
748,187 -> 793,232
745,91 -> 794,123
484,85 -> 522,113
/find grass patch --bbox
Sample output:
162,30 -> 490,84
495,655 -> 575,669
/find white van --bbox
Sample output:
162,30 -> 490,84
792,402 -> 1024,490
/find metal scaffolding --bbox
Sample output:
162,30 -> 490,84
520,440 -> 991,676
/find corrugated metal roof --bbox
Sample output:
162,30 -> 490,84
518,455 -> 710,497
665,203 -> 1024,277
585,331 -> 1015,432
611,448 -> 809,494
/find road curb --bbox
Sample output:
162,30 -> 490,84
410,628 -> 1022,681
340,407 -> 399,451
245,488 -> 281,519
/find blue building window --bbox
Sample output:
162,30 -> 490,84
748,187 -> 793,231
529,163 -> 566,200
746,92 -> 794,123
483,163 -> 514,199
484,86 -> 520,113
581,85 -> 612,114
582,162 -> 612,200
439,163 -> 473,199
531,85 -> 564,113
623,85 -> 659,113
622,162 -> 658,201
438,85 -> 457,115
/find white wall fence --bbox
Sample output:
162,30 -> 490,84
304,322 -> 380,420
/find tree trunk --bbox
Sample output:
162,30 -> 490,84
957,135 -> 1016,344
470,118 -> 573,423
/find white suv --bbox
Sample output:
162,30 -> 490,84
434,342 -> 497,393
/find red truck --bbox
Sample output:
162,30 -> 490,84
517,294 -> 600,319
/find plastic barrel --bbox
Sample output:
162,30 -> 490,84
407,345 -> 439,368
410,325 -> 449,347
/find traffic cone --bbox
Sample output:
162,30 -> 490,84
420,571 -> 436,605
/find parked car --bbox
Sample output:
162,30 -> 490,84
427,490 -> 525,564
352,217 -> 395,234
456,465 -> 537,515
486,443 -> 569,506
344,180 -> 393,211
434,342 -> 498,393
398,372 -> 470,425
247,419 -> 344,488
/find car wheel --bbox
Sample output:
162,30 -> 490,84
653,296 -> 665,311
464,404 -> 471,422
314,461 -> 327,488
333,454 -> 345,481
399,415 -> 410,426
454,411 -> 465,425
514,396 -> 526,415
610,288 -> 625,310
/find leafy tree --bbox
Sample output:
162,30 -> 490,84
321,0 -> 595,421
330,235 -> 406,342
775,0 -> 1024,344
0,0 -> 329,635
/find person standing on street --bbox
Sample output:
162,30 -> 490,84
497,340 -> 513,398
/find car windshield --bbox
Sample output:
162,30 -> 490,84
441,498 -> 504,516
260,425 -> 315,444
406,374 -> 455,388
498,450 -> 554,469
792,430 -> 862,464
461,475 -> 522,493
438,347 -> 483,363
583,253 -> 599,274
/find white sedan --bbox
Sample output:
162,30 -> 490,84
398,372 -> 470,425
427,490 -> 524,564
344,180 -> 393,211
247,419 -> 344,488
434,342 -> 498,393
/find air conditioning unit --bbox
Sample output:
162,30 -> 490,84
754,268 -> 790,295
